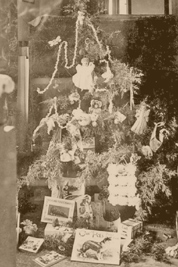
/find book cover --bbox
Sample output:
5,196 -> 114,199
34,251 -> 66,267
71,229 -> 120,265
19,236 -> 44,253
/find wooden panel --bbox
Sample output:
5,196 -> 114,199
0,126 -> 16,267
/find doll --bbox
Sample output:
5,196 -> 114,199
101,63 -> 114,83
72,57 -> 95,92
131,102 -> 150,135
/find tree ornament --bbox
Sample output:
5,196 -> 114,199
149,122 -> 169,152
131,102 -> 150,135
60,149 -> 75,162
0,74 -> 15,97
48,36 -> 61,47
108,98 -> 113,114
78,11 -> 85,26
141,145 -> 153,159
92,121 -> 97,127
114,118 -> 119,125
101,62 -> 114,83
68,91 -> 80,104
72,57 -> 95,92
114,111 -> 126,123
72,108 -> 91,126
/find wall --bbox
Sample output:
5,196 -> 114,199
131,0 -> 164,15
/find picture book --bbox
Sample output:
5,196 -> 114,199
34,251 -> 66,267
19,236 -> 44,253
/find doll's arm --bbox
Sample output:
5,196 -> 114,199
89,62 -> 95,71
76,64 -> 82,72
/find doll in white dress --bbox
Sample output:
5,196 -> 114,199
72,57 -> 95,92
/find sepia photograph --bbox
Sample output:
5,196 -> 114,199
1,1 -> 178,267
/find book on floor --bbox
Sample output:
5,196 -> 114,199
34,251 -> 66,267
19,236 -> 44,253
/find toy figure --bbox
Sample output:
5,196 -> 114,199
72,57 -> 95,92
131,102 -> 150,135
102,64 -> 113,83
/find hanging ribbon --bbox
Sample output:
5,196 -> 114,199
130,68 -> 134,110
108,97 -> 113,114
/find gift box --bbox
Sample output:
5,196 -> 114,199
121,219 -> 143,239
82,137 -> 95,152
44,223 -> 73,237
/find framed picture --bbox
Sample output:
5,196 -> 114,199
71,229 -> 120,265
41,196 -> 75,224
60,176 -> 85,198
19,236 -> 44,253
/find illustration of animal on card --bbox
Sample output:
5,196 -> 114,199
71,229 -> 120,265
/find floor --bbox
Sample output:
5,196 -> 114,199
16,188 -> 178,267
16,251 -> 178,267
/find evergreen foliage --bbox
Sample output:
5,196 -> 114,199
26,3 -> 178,223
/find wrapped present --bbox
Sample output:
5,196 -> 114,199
82,137 -> 95,152
121,219 -> 143,239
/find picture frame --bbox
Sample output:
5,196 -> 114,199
71,229 -> 120,265
61,176 -> 85,198
41,196 -> 75,224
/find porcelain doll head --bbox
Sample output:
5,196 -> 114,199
81,57 -> 89,66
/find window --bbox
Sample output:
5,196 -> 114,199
106,0 -> 172,15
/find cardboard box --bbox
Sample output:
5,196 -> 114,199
121,219 -> 143,239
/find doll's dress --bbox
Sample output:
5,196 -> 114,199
131,105 -> 150,135
72,62 -> 95,91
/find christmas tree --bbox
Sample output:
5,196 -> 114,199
27,7 -> 177,221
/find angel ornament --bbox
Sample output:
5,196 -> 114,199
131,102 -> 150,135
72,57 -> 95,93
101,62 -> 114,83
149,122 -> 169,152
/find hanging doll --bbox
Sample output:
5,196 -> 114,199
101,62 -> 114,83
72,57 -> 95,92
131,102 -> 150,135
149,122 -> 169,152
89,99 -> 102,127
